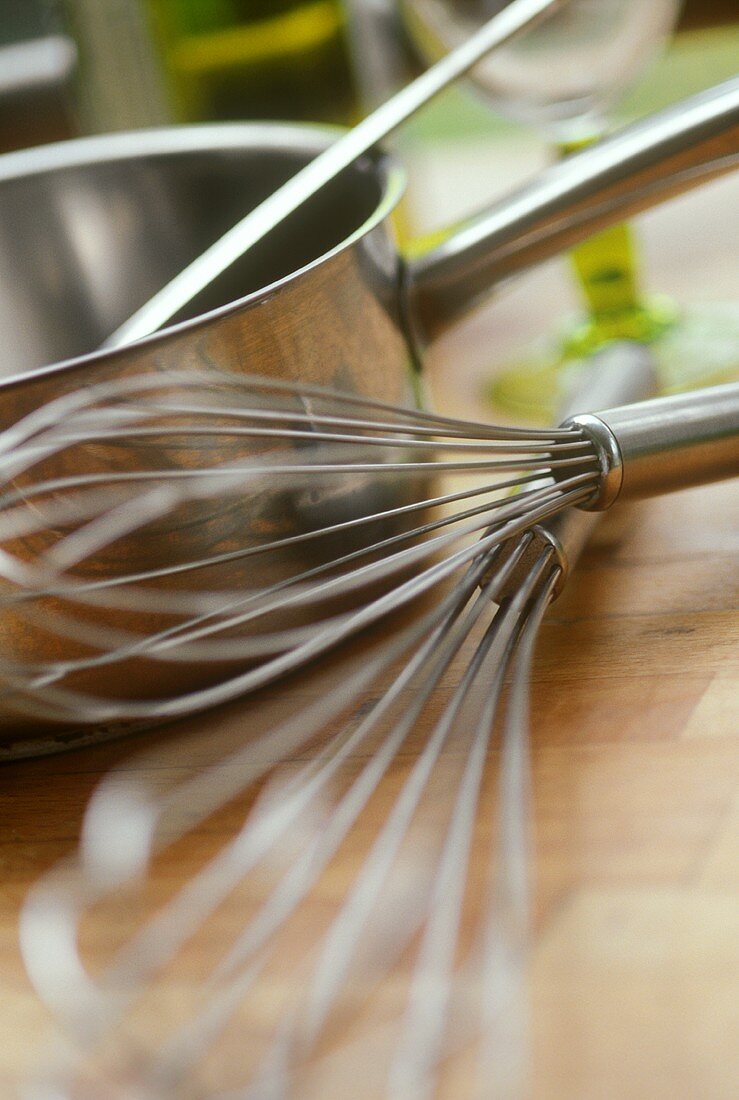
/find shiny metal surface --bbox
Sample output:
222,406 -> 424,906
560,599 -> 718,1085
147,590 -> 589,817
107,0 -> 564,346
0,125 -> 420,744
571,380 -> 739,506
16,349 -> 658,1095
0,368 -> 597,749
1,77 -> 738,747
0,124 -> 419,597
4,78 -> 739,400
406,76 -> 739,346
495,342 -> 659,600
0,124 -> 411,394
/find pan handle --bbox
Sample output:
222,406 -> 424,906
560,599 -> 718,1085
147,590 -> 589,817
403,76 -> 739,350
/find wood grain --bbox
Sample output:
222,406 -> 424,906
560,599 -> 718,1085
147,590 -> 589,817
0,157 -> 737,1098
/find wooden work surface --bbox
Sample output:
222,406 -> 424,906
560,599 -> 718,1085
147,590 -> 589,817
0,162 -> 737,1097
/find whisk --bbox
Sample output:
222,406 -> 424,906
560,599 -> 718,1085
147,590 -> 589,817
23,342 -> 728,1098
0,345 -> 736,751
21,533 -> 556,1099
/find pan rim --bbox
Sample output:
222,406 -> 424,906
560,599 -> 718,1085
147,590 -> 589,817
0,121 -> 407,392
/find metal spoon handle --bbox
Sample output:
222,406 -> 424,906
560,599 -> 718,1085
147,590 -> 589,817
104,0 -> 563,350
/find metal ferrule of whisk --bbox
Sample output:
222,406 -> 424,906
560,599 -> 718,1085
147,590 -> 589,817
494,353 -> 738,602
564,381 -> 739,511
491,340 -> 658,602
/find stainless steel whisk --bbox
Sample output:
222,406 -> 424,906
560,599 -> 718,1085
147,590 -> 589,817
0,364 -> 607,745
18,345 -> 738,1098
0,355 -> 736,752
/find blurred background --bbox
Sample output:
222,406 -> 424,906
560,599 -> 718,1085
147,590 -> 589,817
1,0 -> 737,153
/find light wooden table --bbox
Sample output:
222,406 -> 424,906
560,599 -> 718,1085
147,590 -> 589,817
0,159 -> 737,1098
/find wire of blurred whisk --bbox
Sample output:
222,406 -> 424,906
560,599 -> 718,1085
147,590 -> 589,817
0,370 -> 601,732
23,345 -> 707,1098
2,365 -> 736,740
21,532 -> 548,1097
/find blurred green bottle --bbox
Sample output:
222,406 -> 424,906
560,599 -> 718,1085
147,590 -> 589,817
145,0 -> 357,124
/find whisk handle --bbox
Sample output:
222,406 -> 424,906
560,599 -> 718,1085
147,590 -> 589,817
568,381 -> 739,509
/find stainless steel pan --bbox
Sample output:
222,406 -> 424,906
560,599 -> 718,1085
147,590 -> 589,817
2,77 -> 738,413
0,79 -> 737,744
